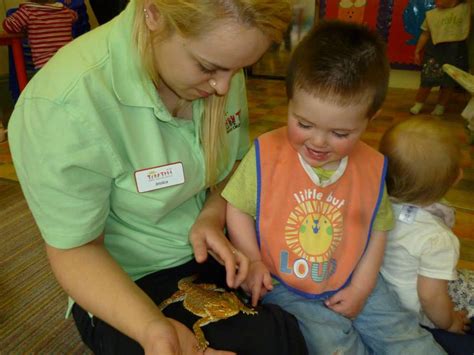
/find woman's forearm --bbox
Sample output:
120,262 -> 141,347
199,185 -> 227,227
46,235 -> 167,347
197,162 -> 241,229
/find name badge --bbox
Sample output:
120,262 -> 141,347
134,162 -> 185,193
398,205 -> 418,224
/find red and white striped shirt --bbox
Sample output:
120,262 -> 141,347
3,2 -> 78,69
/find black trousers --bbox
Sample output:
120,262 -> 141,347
88,0 -> 128,25
72,259 -> 308,355
422,321 -> 474,355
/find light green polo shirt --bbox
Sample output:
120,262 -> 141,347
222,144 -> 394,231
9,1 -> 250,281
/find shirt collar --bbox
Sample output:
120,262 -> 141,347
108,0 -> 173,122
298,154 -> 348,187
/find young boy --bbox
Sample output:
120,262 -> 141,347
222,21 -> 446,354
3,0 -> 77,69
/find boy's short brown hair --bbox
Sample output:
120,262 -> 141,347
379,118 -> 462,206
286,20 -> 389,118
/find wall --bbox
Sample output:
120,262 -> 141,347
0,0 -> 98,76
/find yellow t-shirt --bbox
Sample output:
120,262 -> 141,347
223,145 -> 394,231
421,3 -> 471,45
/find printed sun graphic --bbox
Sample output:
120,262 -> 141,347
285,200 -> 343,263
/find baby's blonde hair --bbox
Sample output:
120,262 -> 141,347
132,0 -> 291,187
379,118 -> 461,206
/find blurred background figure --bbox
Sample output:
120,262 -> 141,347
88,0 -> 128,25
409,0 -> 470,116
2,0 -> 78,70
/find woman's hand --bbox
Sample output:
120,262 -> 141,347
142,318 -> 236,354
189,213 -> 249,289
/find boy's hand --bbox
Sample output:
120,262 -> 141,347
241,260 -> 273,307
325,284 -> 368,319
447,309 -> 471,334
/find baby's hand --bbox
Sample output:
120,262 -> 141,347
242,260 -> 273,307
448,309 -> 471,334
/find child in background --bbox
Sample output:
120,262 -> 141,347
410,0 -> 470,116
2,0 -> 77,69
88,0 -> 128,25
379,118 -> 474,355
222,21 -> 445,355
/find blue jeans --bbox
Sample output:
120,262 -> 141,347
263,275 -> 446,355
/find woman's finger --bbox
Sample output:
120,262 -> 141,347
233,249 -> 249,288
221,245 -> 237,288
251,281 -> 262,307
189,232 -> 209,263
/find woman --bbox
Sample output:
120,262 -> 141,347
8,1 -> 306,354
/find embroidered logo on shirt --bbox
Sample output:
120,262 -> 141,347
225,110 -> 241,133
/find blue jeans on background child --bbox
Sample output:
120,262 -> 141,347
263,274 -> 446,354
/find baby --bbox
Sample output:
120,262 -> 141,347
379,117 -> 474,354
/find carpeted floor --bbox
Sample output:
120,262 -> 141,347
0,140 -> 17,181
0,180 -> 90,353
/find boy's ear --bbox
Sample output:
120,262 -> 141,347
368,109 -> 382,121
143,0 -> 162,32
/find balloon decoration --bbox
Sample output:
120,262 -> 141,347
403,0 -> 436,45
319,0 -> 435,67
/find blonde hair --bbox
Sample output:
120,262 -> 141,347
379,118 -> 462,206
133,0 -> 291,187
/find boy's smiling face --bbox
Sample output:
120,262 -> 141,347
287,88 -> 371,170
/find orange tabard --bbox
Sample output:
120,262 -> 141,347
256,127 -> 386,298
